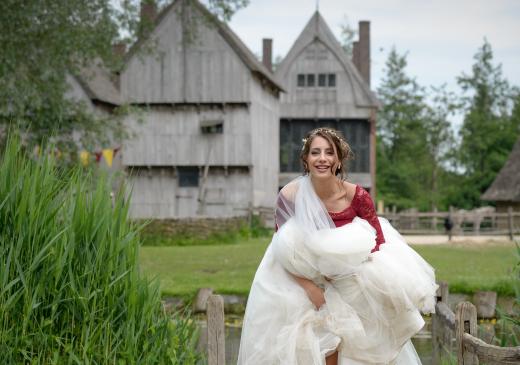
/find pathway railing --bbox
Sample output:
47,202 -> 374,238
381,208 -> 520,238
432,282 -> 520,365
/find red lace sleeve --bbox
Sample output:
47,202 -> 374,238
353,187 -> 386,249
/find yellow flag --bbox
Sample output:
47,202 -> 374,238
102,148 -> 114,167
80,151 -> 90,166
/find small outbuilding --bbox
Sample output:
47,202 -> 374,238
482,137 -> 520,212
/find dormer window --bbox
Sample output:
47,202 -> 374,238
318,74 -> 327,87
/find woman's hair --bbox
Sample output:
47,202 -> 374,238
300,127 -> 354,179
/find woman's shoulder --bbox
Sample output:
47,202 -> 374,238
340,180 -> 358,202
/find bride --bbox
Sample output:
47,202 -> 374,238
237,128 -> 438,365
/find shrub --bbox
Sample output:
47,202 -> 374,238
0,136 -> 198,364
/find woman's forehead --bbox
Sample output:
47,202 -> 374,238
310,136 -> 333,149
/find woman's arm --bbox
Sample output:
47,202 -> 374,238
354,187 -> 386,252
292,274 -> 325,309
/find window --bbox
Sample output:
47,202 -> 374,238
201,120 -> 223,134
306,74 -> 315,87
280,119 -> 370,173
178,167 -> 199,187
318,73 -> 327,87
328,74 -> 336,87
297,74 -> 305,87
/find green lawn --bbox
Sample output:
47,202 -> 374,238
139,239 -> 518,297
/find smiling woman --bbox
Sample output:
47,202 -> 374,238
238,127 -> 438,365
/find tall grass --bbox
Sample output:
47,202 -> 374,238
0,136 -> 198,364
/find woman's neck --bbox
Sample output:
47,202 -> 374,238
310,175 -> 340,201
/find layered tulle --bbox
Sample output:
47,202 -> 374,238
237,217 -> 437,365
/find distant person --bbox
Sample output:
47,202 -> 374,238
444,216 -> 453,241
238,128 -> 438,365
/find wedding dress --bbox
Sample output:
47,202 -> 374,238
237,176 -> 437,365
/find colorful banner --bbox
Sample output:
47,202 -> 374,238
80,151 -> 90,166
102,149 -> 114,167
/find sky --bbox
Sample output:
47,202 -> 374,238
228,0 -> 520,96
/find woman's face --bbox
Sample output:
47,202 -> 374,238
305,136 -> 338,179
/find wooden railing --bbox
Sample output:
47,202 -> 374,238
432,282 -> 520,365
381,208 -> 520,238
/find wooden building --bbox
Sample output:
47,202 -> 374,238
482,137 -> 520,212
119,0 -> 283,218
273,12 -> 380,193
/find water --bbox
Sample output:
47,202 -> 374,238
198,316 -> 433,365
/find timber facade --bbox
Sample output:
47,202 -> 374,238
119,0 -> 282,218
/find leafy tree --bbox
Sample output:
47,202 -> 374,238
455,39 -> 517,207
0,0 -> 248,156
339,15 -> 357,57
376,48 -> 456,211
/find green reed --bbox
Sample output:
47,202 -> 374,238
0,136 -> 198,364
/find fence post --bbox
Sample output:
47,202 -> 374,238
207,295 -> 225,365
455,302 -> 478,365
432,282 -> 449,365
432,206 -> 438,231
508,206 -> 514,241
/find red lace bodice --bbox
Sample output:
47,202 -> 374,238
328,185 -> 386,245
275,185 -> 385,247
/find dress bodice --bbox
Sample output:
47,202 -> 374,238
328,185 -> 386,245
275,183 -> 385,246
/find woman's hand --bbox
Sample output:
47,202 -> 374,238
305,284 -> 326,309
292,275 -> 326,309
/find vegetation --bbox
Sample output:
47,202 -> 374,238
139,238 -> 516,297
0,0 -> 249,155
376,41 -> 520,211
0,136 -> 199,364
139,215 -> 271,246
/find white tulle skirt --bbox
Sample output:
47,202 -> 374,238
237,218 -> 437,365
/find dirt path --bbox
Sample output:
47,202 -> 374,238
403,234 -> 518,245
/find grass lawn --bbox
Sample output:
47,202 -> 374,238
139,239 -> 518,297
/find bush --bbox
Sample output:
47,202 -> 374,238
0,136 -> 198,364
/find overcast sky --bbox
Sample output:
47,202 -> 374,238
228,0 -> 520,95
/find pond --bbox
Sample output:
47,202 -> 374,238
198,316 -> 434,365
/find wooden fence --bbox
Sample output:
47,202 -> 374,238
381,208 -> 520,238
432,282 -> 520,365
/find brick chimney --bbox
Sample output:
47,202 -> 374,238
262,38 -> 273,72
358,21 -> 370,86
140,0 -> 157,27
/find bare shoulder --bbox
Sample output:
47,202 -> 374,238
341,180 -> 357,202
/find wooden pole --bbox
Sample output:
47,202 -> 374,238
432,282 -> 449,365
508,206 -> 514,241
456,302 -> 478,365
207,295 -> 225,365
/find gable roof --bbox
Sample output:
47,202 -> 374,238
482,137 -> 520,202
76,62 -> 121,106
123,0 -> 284,93
275,11 -> 379,108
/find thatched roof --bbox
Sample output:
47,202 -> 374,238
482,137 -> 520,202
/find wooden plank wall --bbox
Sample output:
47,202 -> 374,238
278,40 -> 372,119
121,4 -> 251,103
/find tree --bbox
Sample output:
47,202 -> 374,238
339,15 -> 357,57
455,39 -> 517,207
0,0 -> 249,156
376,48 -> 456,211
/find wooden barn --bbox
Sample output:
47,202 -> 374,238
119,0 -> 283,218
273,12 -> 380,194
482,137 -> 520,214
